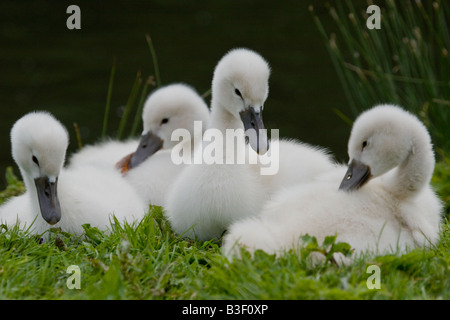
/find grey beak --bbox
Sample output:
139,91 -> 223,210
128,131 -> 164,169
34,177 -> 61,225
338,159 -> 372,191
239,106 -> 269,155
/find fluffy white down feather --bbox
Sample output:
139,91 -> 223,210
68,83 -> 210,207
0,112 -> 147,236
222,105 -> 443,261
164,48 -> 335,240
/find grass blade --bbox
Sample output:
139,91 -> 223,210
117,71 -> 142,140
102,57 -> 117,138
130,76 -> 153,137
146,34 -> 161,87
73,122 -> 83,150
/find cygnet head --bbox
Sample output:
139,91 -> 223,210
125,83 -> 209,170
211,48 -> 271,154
339,104 -> 433,191
10,111 -> 69,224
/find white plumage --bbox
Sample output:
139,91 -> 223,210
121,83 -> 210,206
259,138 -> 334,193
69,83 -> 210,206
164,48 -> 335,241
68,138 -> 138,171
68,83 -> 209,168
0,112 -> 147,236
222,104 -> 443,261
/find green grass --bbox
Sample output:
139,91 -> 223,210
0,206 -> 448,300
432,152 -> 450,216
0,165 -> 449,300
0,167 -> 25,205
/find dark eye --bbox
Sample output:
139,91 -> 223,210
161,118 -> 169,125
234,88 -> 242,97
362,140 -> 368,150
32,155 -> 39,166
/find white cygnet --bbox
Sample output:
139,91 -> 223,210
165,48 -> 335,241
69,83 -> 210,207
223,104 -> 443,262
0,111 -> 147,236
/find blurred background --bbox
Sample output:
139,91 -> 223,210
0,1 -> 437,189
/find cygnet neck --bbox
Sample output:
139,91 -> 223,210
385,129 -> 434,200
209,102 -> 243,133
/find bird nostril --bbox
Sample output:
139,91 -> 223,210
251,121 -> 255,127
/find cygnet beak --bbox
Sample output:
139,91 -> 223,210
338,159 -> 372,191
34,176 -> 61,225
239,106 -> 269,155
117,131 -> 164,173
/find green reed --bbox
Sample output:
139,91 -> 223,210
101,36 -> 160,141
311,0 -> 450,155
102,57 -> 117,139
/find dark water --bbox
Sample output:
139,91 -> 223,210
0,0 -> 353,189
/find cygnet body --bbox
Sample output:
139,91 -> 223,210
165,48 -> 335,241
120,84 -> 210,206
223,105 -> 443,260
0,112 -> 147,235
69,83 -> 210,207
